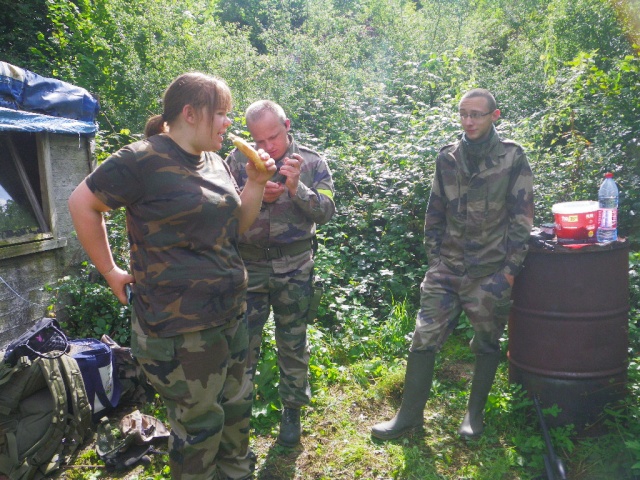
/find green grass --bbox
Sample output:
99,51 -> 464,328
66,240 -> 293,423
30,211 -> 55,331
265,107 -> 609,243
245,332 -> 639,479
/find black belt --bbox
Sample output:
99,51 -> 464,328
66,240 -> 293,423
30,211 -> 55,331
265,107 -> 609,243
238,239 -> 313,261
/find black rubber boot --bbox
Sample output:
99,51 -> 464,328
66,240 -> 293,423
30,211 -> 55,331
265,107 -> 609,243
277,407 -> 301,447
458,353 -> 501,439
371,350 -> 436,440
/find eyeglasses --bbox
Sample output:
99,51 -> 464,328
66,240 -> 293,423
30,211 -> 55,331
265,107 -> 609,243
459,110 -> 494,120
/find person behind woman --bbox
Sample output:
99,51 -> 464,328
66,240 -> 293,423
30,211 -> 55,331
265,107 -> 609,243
68,72 -> 276,480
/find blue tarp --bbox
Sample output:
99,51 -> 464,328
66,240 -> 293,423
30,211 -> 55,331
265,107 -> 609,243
0,61 -> 99,133
0,106 -> 97,134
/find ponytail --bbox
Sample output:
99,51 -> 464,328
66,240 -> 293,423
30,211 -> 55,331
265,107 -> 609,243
144,114 -> 166,138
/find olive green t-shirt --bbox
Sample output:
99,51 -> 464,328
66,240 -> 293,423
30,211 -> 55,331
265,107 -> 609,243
86,134 -> 247,337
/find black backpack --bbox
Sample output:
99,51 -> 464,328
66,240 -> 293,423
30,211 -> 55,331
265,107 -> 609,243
0,354 -> 92,479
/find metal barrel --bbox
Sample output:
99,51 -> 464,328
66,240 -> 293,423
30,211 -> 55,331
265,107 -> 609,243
508,241 -> 630,433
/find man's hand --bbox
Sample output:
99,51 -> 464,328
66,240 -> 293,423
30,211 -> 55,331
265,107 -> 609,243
279,153 -> 303,196
263,153 -> 303,202
263,181 -> 286,203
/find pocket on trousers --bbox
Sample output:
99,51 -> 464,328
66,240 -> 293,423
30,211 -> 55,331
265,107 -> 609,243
495,298 -> 513,316
484,271 -> 513,321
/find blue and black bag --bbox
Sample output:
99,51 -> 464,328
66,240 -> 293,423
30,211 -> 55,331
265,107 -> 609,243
69,338 -> 122,422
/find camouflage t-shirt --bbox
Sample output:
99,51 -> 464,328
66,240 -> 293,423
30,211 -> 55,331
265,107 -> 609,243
86,134 -> 247,337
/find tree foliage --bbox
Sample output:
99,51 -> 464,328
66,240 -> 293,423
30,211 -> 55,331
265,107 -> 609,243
0,0 -> 51,72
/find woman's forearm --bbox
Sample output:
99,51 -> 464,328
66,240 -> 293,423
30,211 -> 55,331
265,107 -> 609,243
238,179 -> 266,234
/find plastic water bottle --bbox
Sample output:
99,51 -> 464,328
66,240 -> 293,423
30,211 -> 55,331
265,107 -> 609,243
596,172 -> 618,243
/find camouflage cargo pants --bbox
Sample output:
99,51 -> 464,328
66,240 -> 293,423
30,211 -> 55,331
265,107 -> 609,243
245,261 -> 313,408
131,312 -> 255,480
411,261 -> 513,355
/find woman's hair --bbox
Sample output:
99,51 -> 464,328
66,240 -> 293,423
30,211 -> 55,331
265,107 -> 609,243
144,72 -> 232,138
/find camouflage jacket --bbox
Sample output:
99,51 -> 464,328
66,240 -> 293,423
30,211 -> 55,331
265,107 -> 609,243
226,135 -> 335,274
424,127 -> 534,278
86,134 -> 247,337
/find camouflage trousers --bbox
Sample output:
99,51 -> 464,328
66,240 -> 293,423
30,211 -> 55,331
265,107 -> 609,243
411,260 -> 514,355
131,312 -> 255,480
245,261 -> 313,408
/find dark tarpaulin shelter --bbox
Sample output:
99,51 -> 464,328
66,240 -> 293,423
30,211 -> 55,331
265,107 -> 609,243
0,61 -> 99,134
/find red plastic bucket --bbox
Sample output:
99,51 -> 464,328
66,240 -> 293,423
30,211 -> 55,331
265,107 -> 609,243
552,201 -> 598,243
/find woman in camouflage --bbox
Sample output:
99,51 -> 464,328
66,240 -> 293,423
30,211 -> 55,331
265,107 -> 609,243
68,72 -> 276,480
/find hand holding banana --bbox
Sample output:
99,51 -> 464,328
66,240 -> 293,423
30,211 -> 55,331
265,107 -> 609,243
228,133 -> 268,173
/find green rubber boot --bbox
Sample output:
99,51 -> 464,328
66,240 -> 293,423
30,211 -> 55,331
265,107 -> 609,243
371,350 -> 436,440
458,353 -> 501,439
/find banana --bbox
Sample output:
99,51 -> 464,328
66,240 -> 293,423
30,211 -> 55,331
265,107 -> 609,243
228,133 -> 267,173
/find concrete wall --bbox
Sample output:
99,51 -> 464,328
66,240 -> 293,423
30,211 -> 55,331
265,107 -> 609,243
0,133 -> 94,347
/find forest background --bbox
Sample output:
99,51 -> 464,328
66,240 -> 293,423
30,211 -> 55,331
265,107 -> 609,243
2,0 -> 640,478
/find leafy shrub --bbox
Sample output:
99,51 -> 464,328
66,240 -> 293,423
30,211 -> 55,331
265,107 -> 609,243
47,207 -> 131,344
46,261 -> 131,344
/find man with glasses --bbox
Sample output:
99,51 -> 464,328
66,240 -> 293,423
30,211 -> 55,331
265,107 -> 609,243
371,88 -> 534,440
